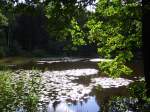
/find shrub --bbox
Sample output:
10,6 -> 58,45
0,70 -> 41,112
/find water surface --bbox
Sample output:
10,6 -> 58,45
0,57 -> 144,112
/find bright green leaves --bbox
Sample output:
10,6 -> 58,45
98,50 -> 134,77
73,38 -> 86,46
44,0 -> 141,78
0,10 -> 8,26
104,6 -> 119,16
0,71 -> 41,112
68,0 -> 141,78
69,18 -> 86,46
45,1 -> 56,19
115,51 -> 134,62
96,0 -> 122,17
0,13 -> 8,26
87,0 -> 142,77
86,19 -> 104,43
99,60 -> 133,78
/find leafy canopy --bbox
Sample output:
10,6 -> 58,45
69,0 -> 142,77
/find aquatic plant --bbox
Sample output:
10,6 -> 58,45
108,81 -> 150,112
0,70 -> 41,112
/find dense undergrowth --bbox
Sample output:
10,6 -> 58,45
109,81 -> 150,112
0,70 -> 41,112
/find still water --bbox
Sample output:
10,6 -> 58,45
1,57 -> 144,112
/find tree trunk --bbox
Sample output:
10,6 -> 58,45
143,3 -> 150,97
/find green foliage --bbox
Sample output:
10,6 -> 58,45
98,60 -> 133,78
128,81 -> 145,99
108,96 -> 140,112
0,9 -> 8,57
86,19 -> 104,44
45,1 -> 72,41
69,18 -> 86,46
0,64 -> 9,70
0,70 -> 41,112
45,1 -> 56,19
85,0 -> 142,77
128,81 -> 150,101
108,81 -> 150,112
0,0 -> 142,78
0,10 -> 8,26
64,0 -> 142,77
128,81 -> 150,108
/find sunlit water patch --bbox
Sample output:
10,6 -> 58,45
89,58 -> 113,62
43,68 -> 99,77
12,68 -> 135,112
0,57 -> 145,112
39,69 -> 98,103
35,68 -> 134,111
91,77 -> 133,88
36,57 -> 113,64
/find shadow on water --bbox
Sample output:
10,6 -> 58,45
72,75 -> 95,86
5,60 -> 98,72
45,85 -> 129,112
0,57 -> 145,112
91,86 -> 129,112
47,97 -> 100,112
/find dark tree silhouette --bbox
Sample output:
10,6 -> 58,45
143,1 -> 150,97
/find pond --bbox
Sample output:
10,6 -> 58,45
0,57 -> 144,112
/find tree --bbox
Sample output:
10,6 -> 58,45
70,0 -> 142,77
142,0 -> 150,97
0,3 -> 8,57
44,0 -> 96,54
69,0 -> 150,97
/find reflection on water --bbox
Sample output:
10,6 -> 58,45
0,58 -> 144,112
47,97 -> 100,112
48,101 -> 74,112
16,106 -> 26,112
38,68 -> 133,106
92,86 -> 129,112
69,96 -> 100,112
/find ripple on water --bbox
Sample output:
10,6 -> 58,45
13,68 -> 134,112
39,68 -> 133,105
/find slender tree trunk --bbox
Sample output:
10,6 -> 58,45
143,3 -> 150,97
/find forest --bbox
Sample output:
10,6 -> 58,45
0,0 -> 150,112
